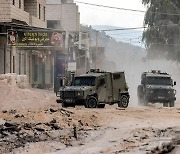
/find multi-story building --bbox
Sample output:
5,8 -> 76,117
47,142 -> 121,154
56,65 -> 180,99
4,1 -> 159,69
0,0 -> 59,89
46,0 -> 91,79
0,0 -> 46,27
46,0 -> 79,31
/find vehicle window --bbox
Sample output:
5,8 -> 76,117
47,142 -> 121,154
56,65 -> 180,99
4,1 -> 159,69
74,77 -> 95,86
113,73 -> 121,80
99,78 -> 105,87
146,77 -> 171,85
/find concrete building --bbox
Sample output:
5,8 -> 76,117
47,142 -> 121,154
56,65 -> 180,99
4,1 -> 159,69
46,0 -> 91,78
46,0 -> 79,31
0,0 -> 59,89
0,0 -> 46,27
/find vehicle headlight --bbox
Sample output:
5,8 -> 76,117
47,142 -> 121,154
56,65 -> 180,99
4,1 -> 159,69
150,90 -> 153,93
147,89 -> 153,93
168,90 -> 174,94
76,91 -> 84,96
56,91 -> 60,97
56,91 -> 63,98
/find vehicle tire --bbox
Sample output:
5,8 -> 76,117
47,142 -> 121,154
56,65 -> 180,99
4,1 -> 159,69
137,85 -> 143,106
169,101 -> 175,107
86,97 -> 98,108
84,102 -> 88,108
163,102 -> 168,107
62,102 -> 68,108
97,104 -> 105,108
118,95 -> 129,108
143,97 -> 148,106
138,97 -> 143,106
70,104 -> 75,108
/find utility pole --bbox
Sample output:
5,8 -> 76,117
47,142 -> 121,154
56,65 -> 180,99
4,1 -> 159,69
95,31 -> 98,69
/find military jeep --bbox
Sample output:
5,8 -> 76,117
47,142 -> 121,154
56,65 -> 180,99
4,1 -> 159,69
137,70 -> 176,107
56,69 -> 130,108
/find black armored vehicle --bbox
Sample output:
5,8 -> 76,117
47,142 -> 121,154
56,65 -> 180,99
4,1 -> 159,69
137,70 -> 176,107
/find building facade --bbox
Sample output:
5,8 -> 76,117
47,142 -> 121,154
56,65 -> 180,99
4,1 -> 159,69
0,0 -> 46,27
46,0 -> 91,77
46,0 -> 79,31
0,0 -> 59,89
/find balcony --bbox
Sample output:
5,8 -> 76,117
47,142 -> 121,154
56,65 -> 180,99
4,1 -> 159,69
0,2 -> 29,24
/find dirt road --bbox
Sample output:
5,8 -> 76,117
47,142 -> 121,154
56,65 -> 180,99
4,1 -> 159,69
0,79 -> 180,153
1,104 -> 180,154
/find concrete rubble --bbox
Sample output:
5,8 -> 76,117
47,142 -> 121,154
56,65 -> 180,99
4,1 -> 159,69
0,73 -> 180,153
0,73 -> 29,89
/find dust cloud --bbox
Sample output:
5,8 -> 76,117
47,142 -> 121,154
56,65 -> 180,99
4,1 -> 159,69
101,48 -> 180,107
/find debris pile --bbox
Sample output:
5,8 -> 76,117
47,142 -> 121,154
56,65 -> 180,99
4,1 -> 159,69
0,108 -> 99,153
0,73 -> 28,89
0,120 -> 73,153
0,74 -> 56,111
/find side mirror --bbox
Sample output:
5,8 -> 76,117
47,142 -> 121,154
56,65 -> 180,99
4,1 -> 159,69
174,81 -> 176,86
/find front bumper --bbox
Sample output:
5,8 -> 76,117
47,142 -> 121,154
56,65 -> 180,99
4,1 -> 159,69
56,98 -> 86,105
146,94 -> 176,103
56,99 -> 63,103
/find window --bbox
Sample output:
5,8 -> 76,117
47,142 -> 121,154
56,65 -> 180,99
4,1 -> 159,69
146,77 -> 172,85
74,77 -> 96,86
98,78 -> 105,87
19,0 -> 21,8
113,73 -> 121,80
39,4 -> 41,19
13,0 -> 15,5
44,7 -> 45,21
47,20 -> 60,29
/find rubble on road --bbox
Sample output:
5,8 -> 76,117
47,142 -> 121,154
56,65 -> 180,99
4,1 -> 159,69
0,118 -> 5,128
0,74 -> 56,111
0,107 -> 100,154
0,73 -> 28,89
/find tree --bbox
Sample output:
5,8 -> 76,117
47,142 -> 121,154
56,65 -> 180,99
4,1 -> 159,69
142,0 -> 180,61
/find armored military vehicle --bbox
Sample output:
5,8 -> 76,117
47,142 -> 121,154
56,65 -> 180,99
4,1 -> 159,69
56,69 -> 130,108
137,70 -> 176,107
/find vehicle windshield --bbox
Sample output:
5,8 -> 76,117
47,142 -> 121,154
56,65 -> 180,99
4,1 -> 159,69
146,76 -> 172,85
74,77 -> 96,86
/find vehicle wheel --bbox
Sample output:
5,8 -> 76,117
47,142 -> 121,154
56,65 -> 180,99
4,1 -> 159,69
118,95 -> 129,108
163,102 -> 168,107
84,102 -> 88,108
138,97 -> 143,106
87,97 -> 98,108
143,96 -> 148,106
70,104 -> 75,108
169,101 -> 174,107
97,104 -> 105,108
62,102 -> 68,108
137,86 -> 143,106
141,95 -> 148,106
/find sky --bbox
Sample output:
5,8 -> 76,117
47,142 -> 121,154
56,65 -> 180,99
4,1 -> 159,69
76,0 -> 146,28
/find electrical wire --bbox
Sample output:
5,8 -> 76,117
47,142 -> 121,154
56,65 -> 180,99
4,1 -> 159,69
75,1 -> 145,13
78,3 -> 144,16
100,27 -> 146,31
96,24 -> 180,32
75,1 -> 180,16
